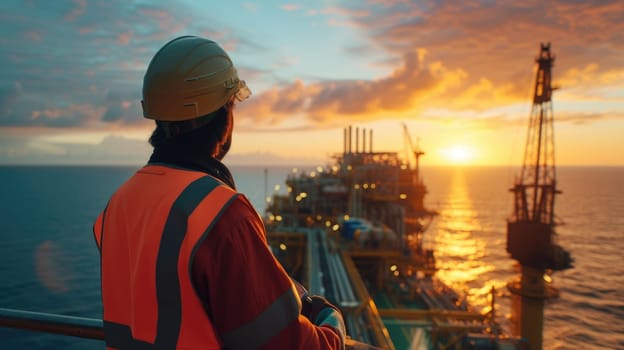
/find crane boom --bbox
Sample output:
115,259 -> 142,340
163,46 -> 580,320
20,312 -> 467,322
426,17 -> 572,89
402,122 -> 424,171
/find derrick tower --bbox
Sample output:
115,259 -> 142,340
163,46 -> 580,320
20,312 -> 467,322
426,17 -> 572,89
506,43 -> 573,350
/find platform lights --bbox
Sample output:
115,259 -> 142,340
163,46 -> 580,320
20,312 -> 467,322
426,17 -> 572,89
295,192 -> 308,202
267,214 -> 283,222
390,264 -> 400,277
353,183 -> 377,190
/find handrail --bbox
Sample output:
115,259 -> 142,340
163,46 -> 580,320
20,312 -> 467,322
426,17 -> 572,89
0,307 -> 104,340
340,251 -> 396,350
0,307 -> 383,349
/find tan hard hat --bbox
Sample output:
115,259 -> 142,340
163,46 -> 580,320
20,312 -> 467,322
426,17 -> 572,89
142,36 -> 251,121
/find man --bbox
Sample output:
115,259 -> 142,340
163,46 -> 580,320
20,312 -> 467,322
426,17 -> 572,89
93,36 -> 346,349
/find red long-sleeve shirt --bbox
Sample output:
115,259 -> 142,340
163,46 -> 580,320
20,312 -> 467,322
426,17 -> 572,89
191,193 -> 344,349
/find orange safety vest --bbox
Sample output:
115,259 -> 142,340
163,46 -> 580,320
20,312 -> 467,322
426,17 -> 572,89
93,165 -> 238,349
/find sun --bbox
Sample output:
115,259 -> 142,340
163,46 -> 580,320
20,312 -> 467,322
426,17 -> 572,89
441,145 -> 475,165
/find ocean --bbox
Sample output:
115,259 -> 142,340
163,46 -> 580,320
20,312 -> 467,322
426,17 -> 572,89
0,165 -> 622,349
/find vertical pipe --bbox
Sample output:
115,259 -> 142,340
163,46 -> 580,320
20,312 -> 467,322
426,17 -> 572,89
343,128 -> 347,155
348,126 -> 352,154
363,128 -> 367,153
370,129 -> 373,153
520,266 -> 546,350
355,127 -> 360,154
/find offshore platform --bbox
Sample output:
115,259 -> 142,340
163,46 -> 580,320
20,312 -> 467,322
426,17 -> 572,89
0,44 -> 574,350
506,43 -> 574,350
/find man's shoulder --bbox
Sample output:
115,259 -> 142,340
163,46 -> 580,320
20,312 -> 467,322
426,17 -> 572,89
221,193 -> 261,220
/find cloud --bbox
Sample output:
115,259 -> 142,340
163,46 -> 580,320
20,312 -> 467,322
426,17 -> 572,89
0,133 -> 151,165
236,1 -> 624,127
1,0 -> 622,134
556,110 -> 624,125
0,82 -> 22,116
238,48 -> 527,125
64,0 -> 87,22
238,50 -> 441,125
281,4 -> 302,12
0,1 -> 263,130
346,0 -> 624,93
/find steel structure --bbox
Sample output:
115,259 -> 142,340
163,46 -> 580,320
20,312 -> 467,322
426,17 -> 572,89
507,43 -> 573,350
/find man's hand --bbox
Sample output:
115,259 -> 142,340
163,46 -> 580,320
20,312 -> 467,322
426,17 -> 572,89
301,295 -> 340,324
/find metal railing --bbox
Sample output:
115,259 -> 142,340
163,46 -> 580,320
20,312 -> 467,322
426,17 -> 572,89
0,307 -> 104,340
0,307 -> 384,350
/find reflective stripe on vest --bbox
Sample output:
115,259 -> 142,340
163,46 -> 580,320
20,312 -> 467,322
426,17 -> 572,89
95,166 -> 237,349
221,288 -> 300,349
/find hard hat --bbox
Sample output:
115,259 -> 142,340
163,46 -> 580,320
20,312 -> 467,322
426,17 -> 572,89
142,36 -> 251,122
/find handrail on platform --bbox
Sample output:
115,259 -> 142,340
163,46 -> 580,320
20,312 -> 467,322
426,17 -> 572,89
0,307 -> 383,350
0,307 -> 104,340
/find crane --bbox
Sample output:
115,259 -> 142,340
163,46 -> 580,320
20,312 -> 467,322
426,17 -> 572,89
506,43 -> 573,350
401,122 -> 424,172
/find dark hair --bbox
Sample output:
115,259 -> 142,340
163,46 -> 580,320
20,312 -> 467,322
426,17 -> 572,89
148,103 -> 233,158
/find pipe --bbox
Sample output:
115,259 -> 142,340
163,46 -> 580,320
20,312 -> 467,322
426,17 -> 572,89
348,126 -> 352,154
362,128 -> 366,153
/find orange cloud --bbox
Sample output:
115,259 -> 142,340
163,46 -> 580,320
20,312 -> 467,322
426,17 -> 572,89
281,4 -> 302,12
345,1 -> 624,108
238,47 -> 526,126
239,50 -> 441,125
238,1 -> 624,128
24,31 -> 41,41
28,104 -> 105,127
118,32 -> 132,45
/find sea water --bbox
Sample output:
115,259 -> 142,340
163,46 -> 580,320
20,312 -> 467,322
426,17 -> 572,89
0,165 -> 622,349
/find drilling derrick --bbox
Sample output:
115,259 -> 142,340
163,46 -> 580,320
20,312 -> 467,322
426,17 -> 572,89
507,43 -> 573,350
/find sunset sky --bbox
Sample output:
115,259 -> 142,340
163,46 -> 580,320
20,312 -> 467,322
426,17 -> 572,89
1,0 -> 622,166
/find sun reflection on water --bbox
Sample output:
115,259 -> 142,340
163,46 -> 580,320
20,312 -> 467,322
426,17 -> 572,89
432,170 -> 498,312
